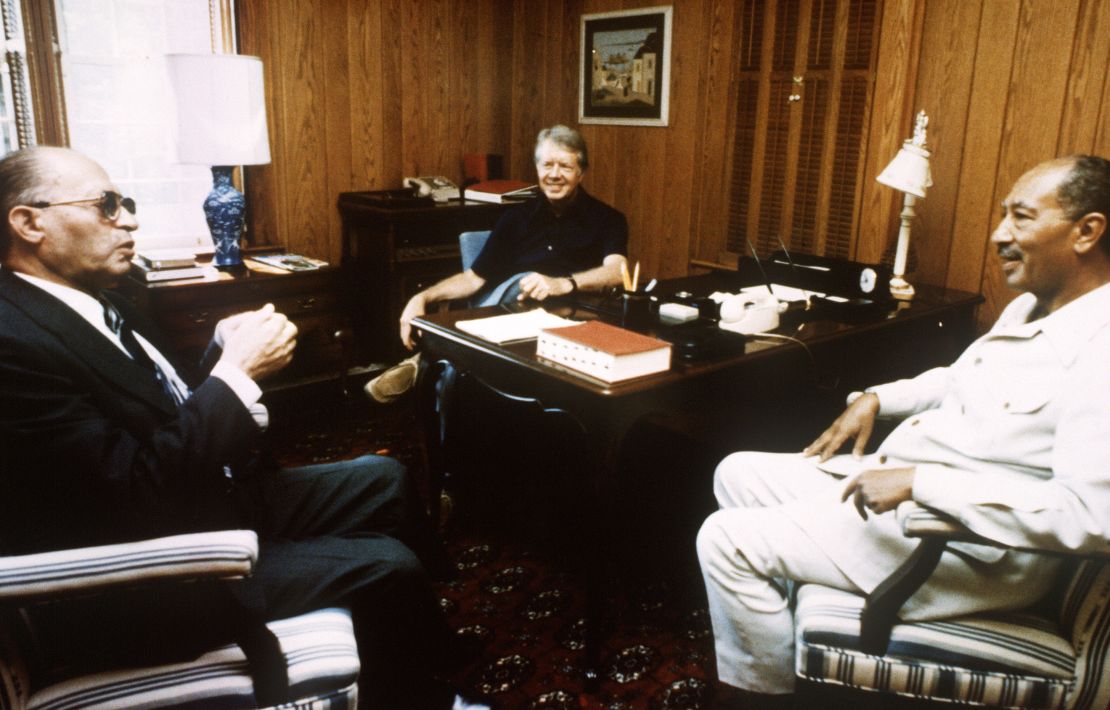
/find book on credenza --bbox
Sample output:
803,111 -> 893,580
134,247 -> 198,270
130,260 -> 210,283
249,253 -> 328,272
463,180 -> 540,204
456,308 -> 578,344
536,320 -> 672,383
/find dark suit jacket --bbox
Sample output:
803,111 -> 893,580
0,269 -> 263,555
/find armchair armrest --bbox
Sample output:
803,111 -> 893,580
860,503 -> 1015,654
898,501 -> 1110,558
861,502 -> 1109,655
897,501 -> 997,545
0,530 -> 257,604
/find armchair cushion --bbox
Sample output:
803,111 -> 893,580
795,522 -> 1110,709
2,532 -> 362,709
24,607 -> 358,709
796,584 -> 1075,707
0,531 -> 258,603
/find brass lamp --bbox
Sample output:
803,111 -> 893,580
876,110 -> 933,300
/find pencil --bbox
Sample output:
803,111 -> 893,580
621,261 -> 632,291
631,261 -> 640,292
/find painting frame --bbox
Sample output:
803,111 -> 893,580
579,6 -> 672,127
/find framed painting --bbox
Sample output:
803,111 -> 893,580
579,6 -> 672,127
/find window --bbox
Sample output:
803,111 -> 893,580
727,0 -> 880,261
3,0 -> 236,250
1,0 -> 35,154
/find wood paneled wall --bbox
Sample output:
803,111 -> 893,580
237,0 -> 515,263
240,0 -> 1110,331
897,0 -> 1110,327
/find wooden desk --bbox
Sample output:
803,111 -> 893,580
412,273 -> 981,686
337,192 -> 512,361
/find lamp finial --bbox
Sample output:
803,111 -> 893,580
911,110 -> 929,147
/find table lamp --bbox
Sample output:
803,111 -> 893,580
167,53 -> 271,270
876,110 -> 932,300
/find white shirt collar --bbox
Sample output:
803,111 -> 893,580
994,282 -> 1110,366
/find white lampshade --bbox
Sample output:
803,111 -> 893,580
876,141 -> 932,198
167,53 -> 271,166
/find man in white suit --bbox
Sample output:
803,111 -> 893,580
697,155 -> 1110,707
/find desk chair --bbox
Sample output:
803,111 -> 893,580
794,502 -> 1110,709
0,531 -> 359,708
458,230 -> 527,307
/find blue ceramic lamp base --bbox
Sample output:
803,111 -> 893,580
204,166 -> 246,271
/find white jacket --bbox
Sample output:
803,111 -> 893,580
784,283 -> 1110,617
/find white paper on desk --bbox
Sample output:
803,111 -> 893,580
456,308 -> 580,344
737,283 -> 853,303
738,283 -> 825,302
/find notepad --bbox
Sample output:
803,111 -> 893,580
456,308 -> 579,344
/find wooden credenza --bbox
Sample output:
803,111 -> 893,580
337,191 -> 511,361
116,261 -> 349,390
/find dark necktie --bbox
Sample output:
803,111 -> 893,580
101,298 -> 188,406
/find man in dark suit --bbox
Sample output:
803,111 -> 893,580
0,146 -> 479,709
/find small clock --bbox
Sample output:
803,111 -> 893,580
859,267 -> 878,294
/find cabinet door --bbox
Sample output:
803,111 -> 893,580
727,0 -> 879,260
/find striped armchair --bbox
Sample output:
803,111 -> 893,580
0,531 -> 359,709
795,503 -> 1110,709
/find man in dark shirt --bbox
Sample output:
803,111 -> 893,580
397,124 -> 628,349
367,124 -> 628,402
467,184 -> 627,299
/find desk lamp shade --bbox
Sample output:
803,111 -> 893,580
876,110 -> 932,300
167,53 -> 271,269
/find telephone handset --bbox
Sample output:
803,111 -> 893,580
403,176 -> 460,202
718,293 -> 786,335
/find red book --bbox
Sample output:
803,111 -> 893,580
536,321 -> 672,383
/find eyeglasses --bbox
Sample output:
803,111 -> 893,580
31,191 -> 137,221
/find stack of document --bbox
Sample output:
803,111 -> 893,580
456,308 -> 579,344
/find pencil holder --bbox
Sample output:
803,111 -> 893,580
620,292 -> 652,330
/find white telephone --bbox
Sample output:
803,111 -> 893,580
717,292 -> 786,335
403,176 -> 460,202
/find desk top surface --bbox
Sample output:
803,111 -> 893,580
414,272 -> 981,398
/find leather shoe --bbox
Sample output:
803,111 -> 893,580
365,353 -> 420,403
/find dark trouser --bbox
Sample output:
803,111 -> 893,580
230,454 -> 455,708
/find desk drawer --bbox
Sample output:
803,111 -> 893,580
165,311 -> 348,377
158,289 -> 340,334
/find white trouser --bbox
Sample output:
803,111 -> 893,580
695,451 -> 859,694
696,450 -> 1063,694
